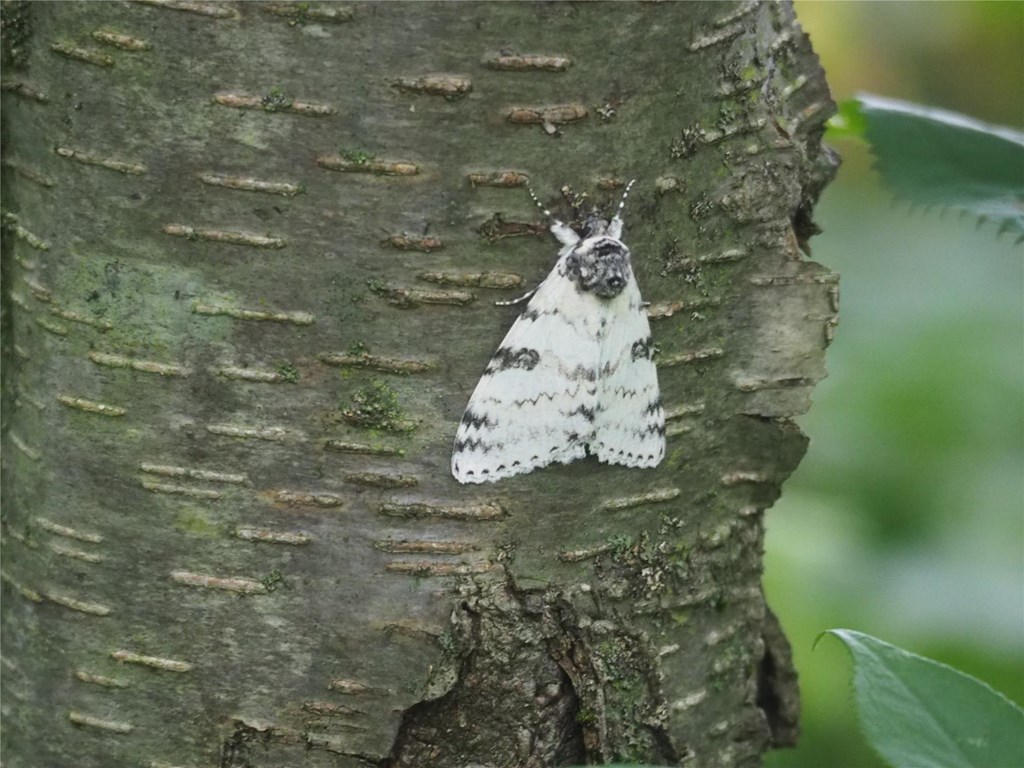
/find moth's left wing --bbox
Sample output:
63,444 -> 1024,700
591,274 -> 665,468
451,264 -> 604,484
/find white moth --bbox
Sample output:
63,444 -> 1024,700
451,180 -> 665,484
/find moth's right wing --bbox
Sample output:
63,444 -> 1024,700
591,272 -> 665,468
452,267 -> 603,484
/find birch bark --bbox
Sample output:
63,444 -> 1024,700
1,2 -> 837,766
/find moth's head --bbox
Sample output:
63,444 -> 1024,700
581,215 -> 612,238
532,179 -> 637,298
566,235 -> 632,298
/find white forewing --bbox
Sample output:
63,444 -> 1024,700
451,255 -> 610,484
591,274 -> 665,467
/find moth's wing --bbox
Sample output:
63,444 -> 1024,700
452,264 -> 603,484
592,274 -> 665,468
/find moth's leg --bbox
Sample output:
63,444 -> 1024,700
495,288 -> 537,307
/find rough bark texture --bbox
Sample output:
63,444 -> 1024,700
1,2 -> 837,766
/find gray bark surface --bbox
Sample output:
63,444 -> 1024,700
1,2 -> 837,766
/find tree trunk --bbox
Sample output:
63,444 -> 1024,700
1,2 -> 837,766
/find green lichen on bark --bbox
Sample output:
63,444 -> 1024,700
342,378 -> 416,433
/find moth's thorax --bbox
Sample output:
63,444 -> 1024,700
562,235 -> 632,298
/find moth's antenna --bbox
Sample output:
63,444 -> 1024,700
615,179 -> 637,220
605,178 -> 635,241
528,181 -> 579,247
527,183 -> 558,224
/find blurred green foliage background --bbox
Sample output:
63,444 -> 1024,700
764,3 -> 1023,767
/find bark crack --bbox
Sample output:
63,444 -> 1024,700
383,578 -> 585,767
384,570 -> 683,767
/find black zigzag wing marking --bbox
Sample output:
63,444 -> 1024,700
452,436 -> 507,454
567,403 -> 597,422
485,346 -> 541,373
630,336 -> 655,362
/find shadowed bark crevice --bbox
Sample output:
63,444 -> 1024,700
221,720 -> 275,768
385,573 -> 682,767
756,607 -> 801,748
385,579 -> 586,767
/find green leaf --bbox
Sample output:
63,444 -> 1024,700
822,629 -> 1024,768
827,94 -> 1024,240
825,98 -> 869,143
